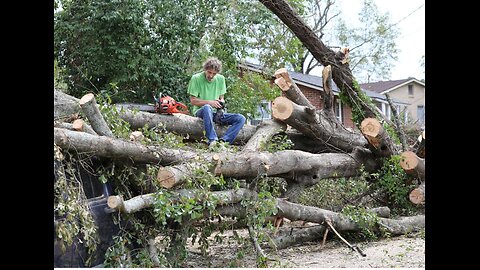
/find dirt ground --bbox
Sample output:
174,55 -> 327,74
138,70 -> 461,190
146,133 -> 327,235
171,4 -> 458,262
184,226 -> 425,268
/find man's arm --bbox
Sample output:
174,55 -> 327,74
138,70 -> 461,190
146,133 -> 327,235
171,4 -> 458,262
190,95 -> 223,108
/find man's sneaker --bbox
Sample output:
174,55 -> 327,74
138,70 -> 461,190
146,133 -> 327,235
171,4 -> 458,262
208,140 -> 218,149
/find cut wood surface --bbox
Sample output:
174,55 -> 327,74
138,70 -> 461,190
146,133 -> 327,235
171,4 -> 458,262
273,68 -> 315,109
400,151 -> 425,182
409,183 -> 425,205
360,118 -> 396,157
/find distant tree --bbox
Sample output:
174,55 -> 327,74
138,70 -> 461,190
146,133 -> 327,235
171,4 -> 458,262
336,0 -> 399,82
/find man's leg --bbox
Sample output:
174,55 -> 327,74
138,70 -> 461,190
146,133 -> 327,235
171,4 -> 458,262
196,105 -> 218,144
218,112 -> 246,144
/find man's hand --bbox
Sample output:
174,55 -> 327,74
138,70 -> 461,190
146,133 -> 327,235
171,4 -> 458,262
210,100 -> 224,108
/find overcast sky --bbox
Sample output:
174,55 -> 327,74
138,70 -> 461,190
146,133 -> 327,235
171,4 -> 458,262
339,0 -> 425,81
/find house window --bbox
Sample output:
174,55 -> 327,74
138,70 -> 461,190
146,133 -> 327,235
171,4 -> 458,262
334,99 -> 343,123
417,105 -> 425,125
408,85 -> 414,96
251,100 -> 271,125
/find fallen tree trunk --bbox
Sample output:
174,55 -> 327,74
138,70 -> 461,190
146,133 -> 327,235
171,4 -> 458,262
157,147 -> 379,188
271,206 -> 391,250
108,188 -> 425,237
107,188 -> 257,214
241,119 -> 287,152
55,127 -> 380,187
272,96 -> 368,153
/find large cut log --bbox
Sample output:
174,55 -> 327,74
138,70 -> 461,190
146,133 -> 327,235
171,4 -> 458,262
399,151 -> 425,182
273,68 -> 315,109
272,96 -> 368,153
79,93 -> 114,137
157,146 -> 380,189
54,127 -> 197,164
259,0 -> 398,158
360,118 -> 398,157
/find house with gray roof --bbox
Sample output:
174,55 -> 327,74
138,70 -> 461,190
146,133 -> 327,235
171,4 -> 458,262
361,78 -> 425,128
238,62 -> 412,130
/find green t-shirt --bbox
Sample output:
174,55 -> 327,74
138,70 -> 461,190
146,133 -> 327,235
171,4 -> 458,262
187,71 -> 227,115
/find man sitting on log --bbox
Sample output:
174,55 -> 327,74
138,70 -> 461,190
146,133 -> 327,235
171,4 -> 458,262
187,57 -> 246,147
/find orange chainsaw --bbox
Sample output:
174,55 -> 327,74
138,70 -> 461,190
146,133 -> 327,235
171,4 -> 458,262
153,92 -> 189,115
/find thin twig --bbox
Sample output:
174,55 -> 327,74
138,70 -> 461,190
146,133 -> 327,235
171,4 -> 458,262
325,218 -> 367,257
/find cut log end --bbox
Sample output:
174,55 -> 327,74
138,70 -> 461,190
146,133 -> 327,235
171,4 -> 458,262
130,131 -> 144,142
157,167 -> 176,188
274,77 -> 291,91
409,187 -> 425,204
272,96 -> 293,120
360,118 -> 381,137
400,151 -> 419,171
107,195 -> 123,209
274,68 -> 288,79
72,119 -> 85,131
79,93 -> 95,105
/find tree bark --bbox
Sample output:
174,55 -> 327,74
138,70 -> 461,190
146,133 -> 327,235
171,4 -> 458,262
79,93 -> 114,137
271,206 -> 391,250
241,119 -> 287,152
107,188 -> 257,214
272,96 -> 368,153
275,199 -> 425,236
54,127 -> 194,165
54,89 -> 80,121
